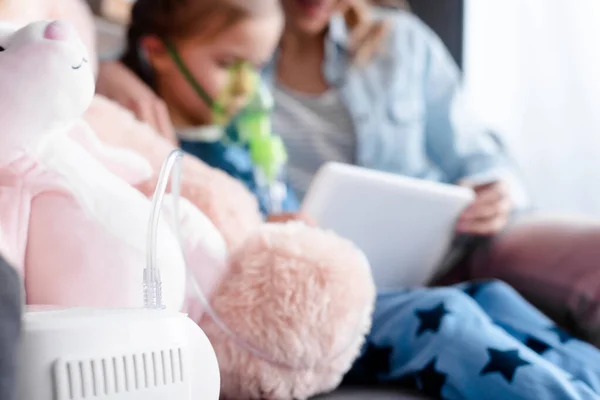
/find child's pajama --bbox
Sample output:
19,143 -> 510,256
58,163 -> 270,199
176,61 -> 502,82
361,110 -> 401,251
344,280 -> 600,399
179,129 -> 299,216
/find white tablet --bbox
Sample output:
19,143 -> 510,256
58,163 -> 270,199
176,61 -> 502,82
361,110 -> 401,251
302,162 -> 475,290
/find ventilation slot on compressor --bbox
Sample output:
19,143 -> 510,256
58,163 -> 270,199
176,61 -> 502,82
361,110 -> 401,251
53,347 -> 186,399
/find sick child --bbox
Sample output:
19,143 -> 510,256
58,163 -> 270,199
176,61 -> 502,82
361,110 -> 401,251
111,0 -> 600,398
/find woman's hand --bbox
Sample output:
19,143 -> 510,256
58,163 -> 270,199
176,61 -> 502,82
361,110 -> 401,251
456,180 -> 512,236
266,212 -> 317,227
96,61 -> 177,144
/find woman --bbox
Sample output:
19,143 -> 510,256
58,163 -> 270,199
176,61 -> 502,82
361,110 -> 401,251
269,0 -> 525,232
265,0 -> 600,344
97,0 -> 600,347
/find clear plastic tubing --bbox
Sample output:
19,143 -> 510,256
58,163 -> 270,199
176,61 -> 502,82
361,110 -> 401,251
144,149 -> 359,370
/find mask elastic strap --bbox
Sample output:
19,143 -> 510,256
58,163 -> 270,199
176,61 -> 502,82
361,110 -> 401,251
163,39 -> 225,115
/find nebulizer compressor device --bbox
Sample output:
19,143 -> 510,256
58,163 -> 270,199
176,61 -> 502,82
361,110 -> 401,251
15,151 -> 220,400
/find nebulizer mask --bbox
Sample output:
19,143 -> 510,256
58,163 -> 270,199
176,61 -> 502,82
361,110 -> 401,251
165,40 -> 288,214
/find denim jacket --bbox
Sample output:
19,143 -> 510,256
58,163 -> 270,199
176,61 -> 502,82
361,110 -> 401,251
263,10 -> 529,208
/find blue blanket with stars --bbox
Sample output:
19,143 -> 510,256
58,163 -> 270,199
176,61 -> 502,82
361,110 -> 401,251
344,281 -> 600,399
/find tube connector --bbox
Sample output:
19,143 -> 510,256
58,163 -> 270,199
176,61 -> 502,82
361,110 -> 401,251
143,149 -> 184,310
143,268 -> 164,309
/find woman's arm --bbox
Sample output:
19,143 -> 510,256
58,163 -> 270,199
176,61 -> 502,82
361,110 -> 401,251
95,60 -> 177,144
399,17 -> 528,235
418,21 -> 528,209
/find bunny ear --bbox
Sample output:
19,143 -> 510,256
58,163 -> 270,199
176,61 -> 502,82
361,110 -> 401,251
0,22 -> 17,54
0,20 -> 18,43
0,21 -> 19,35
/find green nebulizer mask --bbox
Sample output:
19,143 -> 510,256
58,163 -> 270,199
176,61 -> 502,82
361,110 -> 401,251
237,81 -> 288,182
165,40 -> 288,212
237,81 -> 289,213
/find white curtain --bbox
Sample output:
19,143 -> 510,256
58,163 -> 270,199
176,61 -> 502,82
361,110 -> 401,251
463,0 -> 600,216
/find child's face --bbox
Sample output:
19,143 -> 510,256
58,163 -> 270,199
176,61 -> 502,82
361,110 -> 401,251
152,10 -> 284,128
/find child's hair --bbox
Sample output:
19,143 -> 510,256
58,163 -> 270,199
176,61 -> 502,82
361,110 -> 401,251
345,0 -> 409,64
122,0 -> 409,79
122,0 -> 261,86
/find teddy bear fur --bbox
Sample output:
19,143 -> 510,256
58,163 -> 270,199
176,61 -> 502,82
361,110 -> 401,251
202,224 -> 375,399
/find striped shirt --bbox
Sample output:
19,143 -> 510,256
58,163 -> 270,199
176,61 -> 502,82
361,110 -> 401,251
272,85 -> 356,200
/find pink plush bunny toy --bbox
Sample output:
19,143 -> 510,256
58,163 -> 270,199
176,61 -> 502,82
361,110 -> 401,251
0,19 -> 228,313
